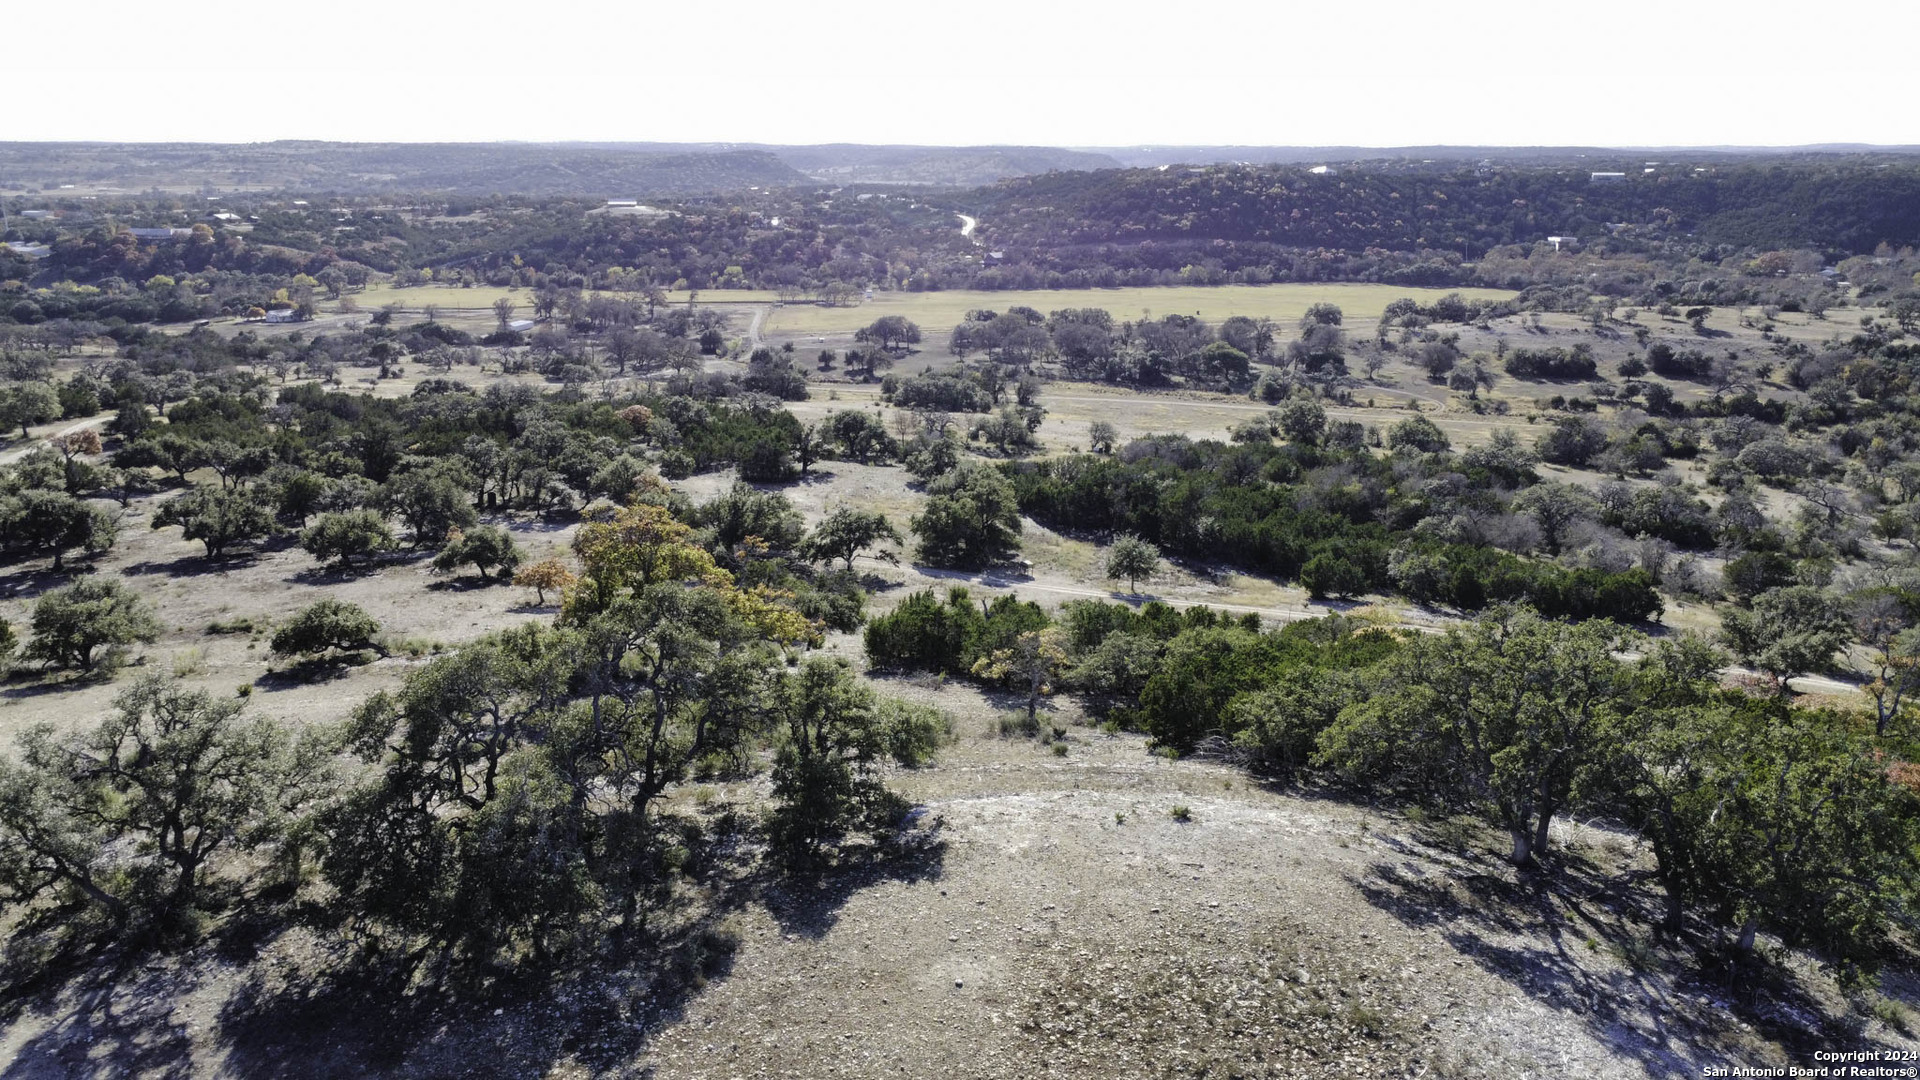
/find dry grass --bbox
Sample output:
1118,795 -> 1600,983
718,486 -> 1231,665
766,283 -> 1517,337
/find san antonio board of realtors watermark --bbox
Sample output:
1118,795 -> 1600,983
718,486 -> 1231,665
1703,1051 -> 1919,1077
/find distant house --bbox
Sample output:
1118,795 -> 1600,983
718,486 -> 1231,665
605,199 -> 639,208
1546,235 -> 1576,251
128,227 -> 190,241
1589,172 -> 1628,184
506,319 -> 536,333
1,242 -> 50,258
18,209 -> 53,220
208,211 -> 241,222
263,308 -> 301,324
1308,164 -> 1337,176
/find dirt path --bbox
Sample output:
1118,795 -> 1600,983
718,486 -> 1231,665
0,413 -> 112,466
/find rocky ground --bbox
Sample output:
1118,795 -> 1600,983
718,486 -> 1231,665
3,678 -> 1909,1079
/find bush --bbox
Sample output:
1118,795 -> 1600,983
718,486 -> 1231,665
737,437 -> 798,483
512,557 -> 577,605
1503,345 -> 1597,380
910,464 -> 1022,569
151,486 -> 277,558
431,524 -> 522,580
271,599 -> 382,660
23,578 -> 161,672
1386,415 -> 1450,453
300,509 -> 396,569
864,588 -> 986,673
1299,552 -> 1368,599
885,374 -> 994,413
1646,342 -> 1715,380
1535,416 -> 1611,467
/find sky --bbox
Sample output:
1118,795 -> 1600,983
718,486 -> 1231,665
13,0 -> 1918,147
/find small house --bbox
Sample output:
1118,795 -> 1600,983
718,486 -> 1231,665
506,319 -> 536,333
263,308 -> 301,324
1,242 -> 50,258
1589,172 -> 1627,184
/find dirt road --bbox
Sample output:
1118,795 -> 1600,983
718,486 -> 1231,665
0,413 -> 112,466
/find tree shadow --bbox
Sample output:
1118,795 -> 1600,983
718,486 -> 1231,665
0,565 -> 74,602
910,563 -> 1035,589
284,561 -> 394,585
1303,597 -> 1370,614
252,658 -> 364,690
208,818 -> 944,1080
0,946 -> 197,1080
121,554 -> 255,579
506,516 -> 578,536
424,576 -> 505,593
762,820 -> 950,941
0,658 -> 126,698
1348,846 -> 1909,1072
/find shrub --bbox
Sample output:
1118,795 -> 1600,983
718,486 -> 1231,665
512,558 -> 577,606
300,509 -> 396,569
1503,345 -> 1597,380
1299,552 -> 1368,600
865,589 -> 986,673
1386,415 -> 1450,453
23,578 -> 161,672
271,599 -> 382,660
910,464 -> 1021,569
432,524 -> 522,580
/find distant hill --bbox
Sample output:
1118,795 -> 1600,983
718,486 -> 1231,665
0,142 -> 1121,196
766,144 -> 1122,185
974,159 -> 1920,256
7,141 -> 1918,199
0,142 -> 815,197
567,143 -> 1124,185
1088,144 -> 1920,168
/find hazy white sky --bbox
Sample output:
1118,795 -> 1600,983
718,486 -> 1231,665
14,0 -> 1916,147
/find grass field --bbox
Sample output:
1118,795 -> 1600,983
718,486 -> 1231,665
342,285 -> 782,312
338,283 -> 1517,329
763,283 -> 1518,337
